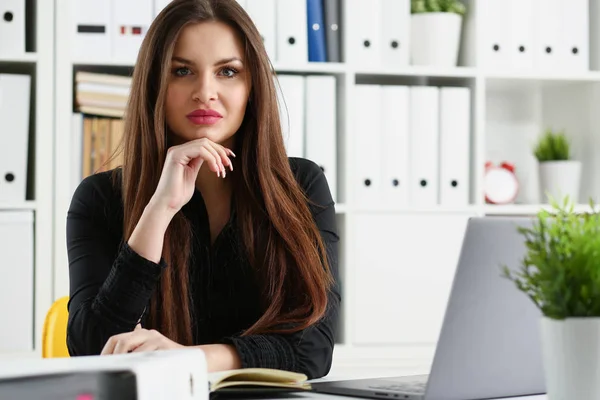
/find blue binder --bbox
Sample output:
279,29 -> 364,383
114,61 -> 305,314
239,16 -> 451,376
307,0 -> 327,62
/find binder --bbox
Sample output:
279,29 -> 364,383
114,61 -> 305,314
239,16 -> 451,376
323,0 -> 341,62
508,0 -> 534,70
0,74 -> 30,203
560,0 -> 589,72
153,0 -> 172,17
0,211 -> 34,352
246,0 -> 276,62
381,85 -> 409,208
347,0 -> 382,67
353,85 -> 382,206
112,0 -> 153,64
439,87 -> 471,207
533,0 -> 561,70
72,0 -> 111,61
305,76 -> 337,201
275,75 -> 305,157
409,86 -> 439,207
381,0 -> 410,68
0,0 -> 25,56
307,0 -> 327,62
479,0 -> 510,70
276,0 -> 308,63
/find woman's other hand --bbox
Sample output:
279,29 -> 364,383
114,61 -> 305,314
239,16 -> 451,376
100,324 -> 184,355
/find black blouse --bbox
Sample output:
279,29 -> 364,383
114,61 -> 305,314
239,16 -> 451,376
65,157 -> 341,379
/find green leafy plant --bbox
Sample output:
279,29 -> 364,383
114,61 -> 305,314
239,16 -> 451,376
502,196 -> 600,320
411,0 -> 467,16
534,128 -> 572,162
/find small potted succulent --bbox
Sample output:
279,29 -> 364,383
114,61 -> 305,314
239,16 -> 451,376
534,128 -> 582,204
410,0 -> 466,67
503,197 -> 600,400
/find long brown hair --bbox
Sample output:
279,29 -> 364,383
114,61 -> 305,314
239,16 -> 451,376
117,0 -> 334,345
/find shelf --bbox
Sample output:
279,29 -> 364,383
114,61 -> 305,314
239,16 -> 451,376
0,201 -> 37,211
0,53 -> 38,63
484,69 -> 600,83
350,205 -> 479,214
273,62 -> 347,75
354,66 -> 477,79
484,203 -> 596,215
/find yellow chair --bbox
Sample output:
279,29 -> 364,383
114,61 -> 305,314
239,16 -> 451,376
42,296 -> 70,358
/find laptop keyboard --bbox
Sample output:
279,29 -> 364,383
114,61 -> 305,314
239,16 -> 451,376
368,380 -> 427,394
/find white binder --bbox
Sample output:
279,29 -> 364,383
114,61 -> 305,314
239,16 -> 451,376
112,0 -> 153,64
560,0 -> 589,72
153,0 -> 172,17
353,85 -> 382,206
381,0 -> 410,68
381,85 -> 409,208
347,0 -> 382,68
276,0 -> 308,64
0,74 -> 30,203
508,0 -> 534,70
305,76 -> 337,202
72,0 -> 112,61
439,87 -> 471,207
0,211 -> 33,352
276,75 -> 305,158
533,0 -> 562,70
479,0 -> 510,70
246,0 -> 276,62
0,0 -> 25,56
409,86 -> 439,207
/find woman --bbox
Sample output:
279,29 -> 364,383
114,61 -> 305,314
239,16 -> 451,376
66,0 -> 340,379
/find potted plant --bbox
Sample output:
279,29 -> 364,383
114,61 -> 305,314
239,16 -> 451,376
534,128 -> 582,204
502,197 -> 600,400
410,0 -> 466,67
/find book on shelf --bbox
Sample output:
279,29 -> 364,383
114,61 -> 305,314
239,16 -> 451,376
75,71 -> 130,119
73,114 -> 124,181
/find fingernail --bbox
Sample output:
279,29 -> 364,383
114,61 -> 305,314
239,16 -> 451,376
217,169 -> 220,178
230,151 -> 237,158
229,163 -> 233,172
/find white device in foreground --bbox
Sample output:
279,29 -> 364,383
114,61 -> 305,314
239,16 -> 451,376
0,348 -> 208,400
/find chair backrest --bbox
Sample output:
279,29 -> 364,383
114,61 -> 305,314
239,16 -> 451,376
42,296 -> 70,358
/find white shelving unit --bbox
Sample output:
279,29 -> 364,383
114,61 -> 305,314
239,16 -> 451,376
51,0 -> 600,373
0,0 -> 54,356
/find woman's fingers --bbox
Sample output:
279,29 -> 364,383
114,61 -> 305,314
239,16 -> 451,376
169,139 -> 234,178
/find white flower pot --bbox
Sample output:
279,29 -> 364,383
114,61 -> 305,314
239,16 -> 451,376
538,160 -> 582,203
410,13 -> 462,67
540,317 -> 600,400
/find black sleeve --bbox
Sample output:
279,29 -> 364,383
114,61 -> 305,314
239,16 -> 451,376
66,173 -> 166,356
222,159 -> 341,379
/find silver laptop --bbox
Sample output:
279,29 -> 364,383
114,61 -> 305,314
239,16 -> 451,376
312,217 -> 546,400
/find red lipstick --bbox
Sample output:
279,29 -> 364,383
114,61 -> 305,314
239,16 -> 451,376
186,109 -> 223,125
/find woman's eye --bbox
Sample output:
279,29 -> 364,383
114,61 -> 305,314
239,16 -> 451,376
220,67 -> 238,78
174,67 -> 191,77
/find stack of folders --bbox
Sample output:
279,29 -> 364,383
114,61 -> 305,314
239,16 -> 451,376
353,84 -> 471,209
72,72 -> 127,185
72,0 -> 341,65
237,0 -> 341,63
0,74 -> 30,203
275,74 -> 338,201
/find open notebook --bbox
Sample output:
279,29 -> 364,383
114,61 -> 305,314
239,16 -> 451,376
209,368 -> 311,394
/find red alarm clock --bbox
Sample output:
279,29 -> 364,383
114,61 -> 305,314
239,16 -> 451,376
484,161 -> 519,204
